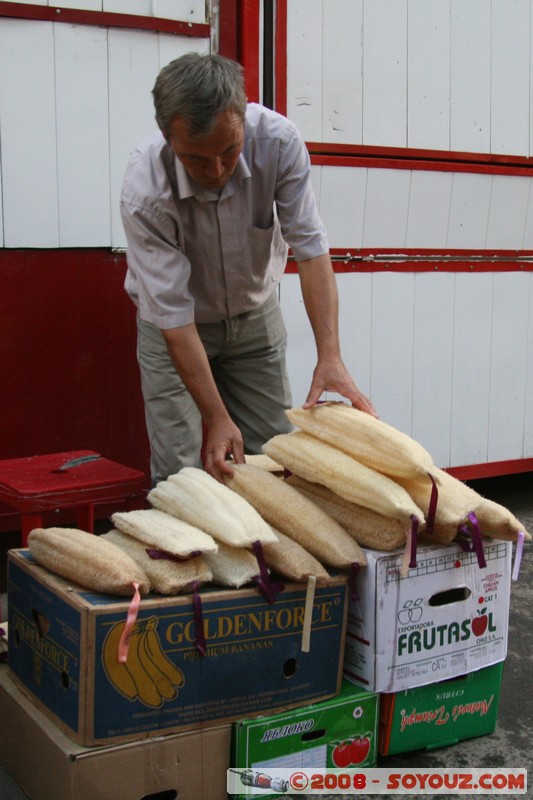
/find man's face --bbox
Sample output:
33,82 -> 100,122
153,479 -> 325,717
169,110 -> 244,191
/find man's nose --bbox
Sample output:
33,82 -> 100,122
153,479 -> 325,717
204,157 -> 224,178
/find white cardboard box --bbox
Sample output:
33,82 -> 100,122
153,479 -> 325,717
343,540 -> 512,693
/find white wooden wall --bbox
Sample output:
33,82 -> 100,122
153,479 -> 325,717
281,0 -> 533,471
0,9 -> 209,248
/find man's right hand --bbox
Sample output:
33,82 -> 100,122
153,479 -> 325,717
202,417 -> 245,482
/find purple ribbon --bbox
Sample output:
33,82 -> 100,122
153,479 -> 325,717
191,581 -> 206,657
409,515 -> 419,568
252,540 -> 285,604
146,548 -> 201,562
467,512 -> 487,569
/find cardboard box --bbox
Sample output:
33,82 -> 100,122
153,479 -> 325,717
379,661 -> 504,755
0,666 -> 230,800
343,540 -> 512,692
230,680 -> 379,798
7,549 -> 348,745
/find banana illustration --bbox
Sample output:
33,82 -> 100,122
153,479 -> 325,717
102,620 -> 138,701
102,616 -> 185,708
144,617 -> 185,688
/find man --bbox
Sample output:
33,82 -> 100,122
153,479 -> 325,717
121,52 -> 375,485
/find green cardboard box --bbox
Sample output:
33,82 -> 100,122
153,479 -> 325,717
379,661 -> 504,755
230,680 -> 379,797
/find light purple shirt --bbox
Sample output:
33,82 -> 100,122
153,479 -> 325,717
120,103 -> 329,328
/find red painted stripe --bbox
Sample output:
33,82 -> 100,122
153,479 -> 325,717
0,1 -> 210,37
284,249 -> 533,274
445,459 -> 533,482
218,0 -> 239,59
274,0 -> 288,114
239,0 -> 261,102
307,140 -> 533,168
311,152 -> 533,177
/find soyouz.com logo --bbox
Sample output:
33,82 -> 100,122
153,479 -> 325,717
396,596 -> 497,656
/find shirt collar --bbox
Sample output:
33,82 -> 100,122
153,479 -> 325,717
174,153 -> 251,202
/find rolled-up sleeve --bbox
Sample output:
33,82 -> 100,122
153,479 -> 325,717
121,198 -> 194,329
273,122 -> 329,262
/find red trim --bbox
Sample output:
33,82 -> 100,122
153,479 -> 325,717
238,0 -> 261,102
274,0 -> 287,114
311,152 -> 533,177
0,1 -> 210,37
445,459 -> 533,481
307,141 -> 533,168
218,0 -> 238,59
284,248 -> 533,274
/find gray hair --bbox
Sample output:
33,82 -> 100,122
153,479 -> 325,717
153,52 -> 247,140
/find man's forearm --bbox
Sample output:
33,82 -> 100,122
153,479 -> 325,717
297,252 -> 342,358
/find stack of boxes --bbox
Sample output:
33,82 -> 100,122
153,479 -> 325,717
343,539 -> 511,755
0,533 -> 512,799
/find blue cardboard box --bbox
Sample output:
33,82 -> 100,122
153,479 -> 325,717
7,549 -> 348,745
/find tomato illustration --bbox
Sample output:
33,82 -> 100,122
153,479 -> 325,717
331,741 -> 353,768
349,735 -> 371,764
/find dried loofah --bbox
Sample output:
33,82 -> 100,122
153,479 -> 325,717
286,474 -> 407,552
203,542 -> 259,588
111,508 -> 218,556
257,527 -> 330,582
28,527 -> 151,596
101,529 -> 212,595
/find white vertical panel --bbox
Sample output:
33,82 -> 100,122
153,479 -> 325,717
522,181 -> 533,248
0,19 -> 59,246
411,273 -> 455,466
335,272 -> 373,403
449,273 -> 493,466
450,0 -> 491,153
363,0 -> 408,147
486,175 -> 531,249
406,170 -> 453,248
524,275 -> 533,456
154,0 -> 206,23
407,0 -> 451,150
158,30 -> 209,69
104,0 -> 152,13
54,23 -> 111,246
491,0 -> 530,156
316,166 -> 367,248
488,272 -> 530,460
370,272 -> 415,432
362,169 -> 411,247
59,0 -> 102,9
108,29 -> 161,248
446,173 -> 492,248
322,0 -> 363,144
280,274 -> 317,405
286,0 -> 323,141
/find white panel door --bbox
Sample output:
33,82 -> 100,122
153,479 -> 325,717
109,29 -> 161,248
55,23 -> 111,246
450,0 -> 491,153
0,20 -> 59,247
363,0 -> 407,147
286,0 -> 324,141
488,272 -> 530,461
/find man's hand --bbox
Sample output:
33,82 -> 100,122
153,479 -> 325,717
202,418 -> 245,482
303,356 -> 378,417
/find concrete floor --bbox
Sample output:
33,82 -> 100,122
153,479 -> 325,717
0,472 -> 531,799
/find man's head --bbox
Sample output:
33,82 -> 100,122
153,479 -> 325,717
153,53 -> 247,191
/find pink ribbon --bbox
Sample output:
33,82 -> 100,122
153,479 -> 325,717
425,473 -> 438,535
118,581 -> 141,663
350,563 -> 360,601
